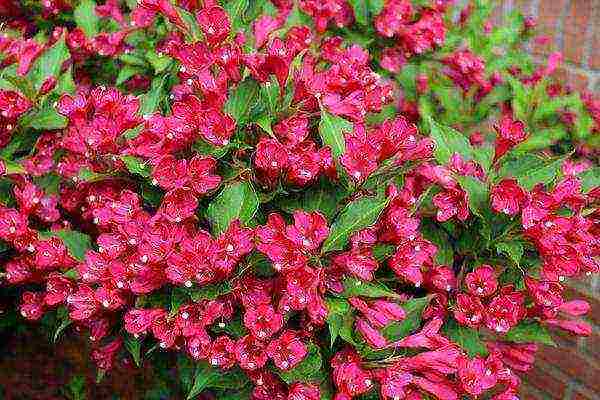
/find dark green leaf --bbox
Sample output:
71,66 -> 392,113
206,181 -> 259,235
505,320 -> 556,346
382,297 -> 430,341
124,335 -> 142,367
187,363 -> 219,400
53,307 -> 71,343
421,220 -> 453,265
74,0 -> 99,37
322,194 -> 388,252
277,343 -> 324,384
186,281 -> 232,302
443,318 -> 488,357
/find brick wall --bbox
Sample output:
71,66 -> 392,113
494,2 -> 600,399
497,0 -> 600,93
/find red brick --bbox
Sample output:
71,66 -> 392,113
591,19 -> 600,69
531,0 -> 567,55
562,0 -> 593,64
521,363 -> 568,397
537,346 -> 600,393
572,390 -> 595,400
518,383 -> 548,399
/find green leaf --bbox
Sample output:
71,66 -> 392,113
578,167 -> 600,193
498,154 -> 565,190
368,0 -> 385,15
326,297 -> 351,347
121,155 -> 151,178
74,0 -> 99,37
341,277 -> 401,299
443,318 -> 488,357
124,335 -> 142,367
496,241 -> 524,266
277,343 -> 324,384
40,230 -> 91,262
260,78 -> 280,115
186,281 -> 232,302
382,297 -> 430,341
206,181 -> 259,235
116,65 -> 144,86
514,127 -> 567,152
224,79 -> 261,127
139,75 -> 168,116
146,50 -> 172,74
187,363 -> 219,400
505,320 -> 556,346
63,375 -> 86,400
192,140 -> 231,159
455,175 -> 489,219
429,119 -> 474,165
53,307 -> 71,343
277,185 -> 341,221
24,106 -> 68,130
348,0 -> 368,25
223,0 -> 250,31
421,220 -> 454,265
27,34 -> 70,92
318,110 -> 352,160
321,194 -> 388,252
2,159 -> 25,174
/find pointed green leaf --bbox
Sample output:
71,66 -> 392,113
74,0 -> 100,37
321,194 -> 388,252
40,230 -> 91,262
224,79 -> 260,127
496,241 -> 524,266
121,155 -> 151,178
27,34 -> 70,92
318,110 -> 352,160
382,297 -> 430,341
276,343 -> 324,384
578,167 -> 600,193
456,175 -> 489,219
124,335 -> 142,367
341,277 -> 401,299
206,181 -> 259,235
505,320 -> 556,346
498,154 -> 565,190
443,318 -> 488,357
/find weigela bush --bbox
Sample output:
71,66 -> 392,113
0,0 -> 599,399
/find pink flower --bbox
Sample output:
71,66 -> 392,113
243,303 -> 284,340
266,330 -> 308,370
465,265 -> 498,297
453,293 -> 485,328
196,6 -> 231,46
491,179 -> 526,215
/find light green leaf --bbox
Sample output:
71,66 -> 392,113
206,181 -> 259,235
578,167 -> 600,193
505,320 -> 556,346
23,107 -> 67,130
74,0 -> 99,37
456,175 -> 489,219
319,110 -> 352,160
498,154 -> 565,190
326,297 -> 351,347
341,277 -> 401,299
321,194 -> 388,252
429,119 -> 474,165
348,0 -> 368,25
27,34 -> 70,92
40,230 -> 92,262
224,79 -> 260,127
223,0 -> 250,31
443,319 -> 488,357
116,65 -> 144,86
496,241 -> 524,266
139,75 -> 168,116
121,155 -> 151,178
146,50 -> 172,74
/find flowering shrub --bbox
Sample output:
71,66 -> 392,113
0,0 -> 599,399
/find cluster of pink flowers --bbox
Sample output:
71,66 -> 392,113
0,0 -> 599,399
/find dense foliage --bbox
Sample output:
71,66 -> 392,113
0,0 -> 599,399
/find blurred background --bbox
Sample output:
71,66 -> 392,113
0,1 -> 598,399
